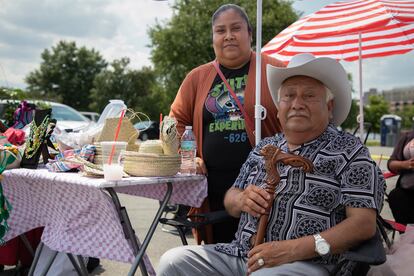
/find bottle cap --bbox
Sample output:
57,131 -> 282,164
185,126 -> 192,130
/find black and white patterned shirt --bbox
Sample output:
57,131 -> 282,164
215,125 -> 385,264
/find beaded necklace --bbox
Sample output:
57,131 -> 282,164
0,182 -> 12,244
25,115 -> 50,159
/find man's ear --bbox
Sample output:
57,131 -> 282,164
328,99 -> 334,119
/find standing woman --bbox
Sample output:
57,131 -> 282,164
170,4 -> 284,243
387,130 -> 414,225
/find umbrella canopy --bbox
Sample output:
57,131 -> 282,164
262,0 -> 414,138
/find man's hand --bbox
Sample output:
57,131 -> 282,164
247,239 -> 301,274
195,157 -> 208,175
240,185 -> 272,218
224,186 -> 272,218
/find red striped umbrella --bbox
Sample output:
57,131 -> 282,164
262,0 -> 414,136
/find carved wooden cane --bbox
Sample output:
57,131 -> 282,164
253,144 -> 314,247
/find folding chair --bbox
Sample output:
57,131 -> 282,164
159,210 -> 230,245
332,227 -> 386,276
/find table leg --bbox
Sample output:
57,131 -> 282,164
76,255 -> 90,275
39,250 -> 58,276
127,181 -> 173,276
28,241 -> 44,276
66,254 -> 88,276
19,234 -> 35,257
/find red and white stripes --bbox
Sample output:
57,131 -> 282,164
262,0 -> 414,63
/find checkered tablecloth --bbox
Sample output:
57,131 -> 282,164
2,168 -> 208,275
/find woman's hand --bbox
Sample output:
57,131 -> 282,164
195,157 -> 208,175
403,158 -> 414,170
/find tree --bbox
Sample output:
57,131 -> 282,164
341,73 -> 358,130
0,87 -> 31,126
25,41 -> 107,110
364,95 -> 389,133
342,99 -> 359,130
90,58 -> 160,120
148,0 -> 298,106
396,105 -> 414,129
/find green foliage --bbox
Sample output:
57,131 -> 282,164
0,87 -> 32,126
364,95 -> 389,133
25,41 -> 107,110
396,105 -> 414,130
341,99 -> 358,130
0,87 -> 30,100
90,58 -> 160,120
148,0 -> 298,106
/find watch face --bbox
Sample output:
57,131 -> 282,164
317,241 -> 330,255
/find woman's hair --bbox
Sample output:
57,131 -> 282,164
211,4 -> 252,33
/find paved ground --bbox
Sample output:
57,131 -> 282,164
2,146 -> 398,276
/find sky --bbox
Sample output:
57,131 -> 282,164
0,0 -> 413,95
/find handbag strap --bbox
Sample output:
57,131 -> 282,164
212,61 -> 254,135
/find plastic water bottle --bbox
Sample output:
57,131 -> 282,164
180,126 -> 197,175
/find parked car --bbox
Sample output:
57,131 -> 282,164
80,111 -> 100,122
134,121 -> 159,141
0,100 -> 91,133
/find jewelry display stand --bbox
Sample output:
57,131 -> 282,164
21,109 -> 56,169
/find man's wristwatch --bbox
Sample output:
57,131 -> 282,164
313,233 -> 331,257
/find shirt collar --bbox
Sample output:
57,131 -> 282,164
278,124 -> 337,153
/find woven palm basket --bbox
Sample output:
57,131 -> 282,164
93,142 -> 139,165
138,140 -> 164,155
123,151 -> 181,177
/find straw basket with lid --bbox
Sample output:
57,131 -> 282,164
123,117 -> 181,177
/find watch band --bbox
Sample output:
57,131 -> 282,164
313,233 -> 331,257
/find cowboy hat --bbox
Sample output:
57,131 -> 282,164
267,53 -> 351,126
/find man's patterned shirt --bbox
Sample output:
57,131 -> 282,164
215,125 -> 385,264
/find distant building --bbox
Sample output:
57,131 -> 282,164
363,88 -> 379,105
383,86 -> 414,112
362,86 -> 414,112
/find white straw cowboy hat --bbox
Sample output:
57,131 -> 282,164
267,53 -> 351,126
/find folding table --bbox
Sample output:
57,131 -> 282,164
2,168 -> 207,276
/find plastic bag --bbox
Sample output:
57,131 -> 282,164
53,100 -> 127,149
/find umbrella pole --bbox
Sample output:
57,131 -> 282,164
358,32 -> 364,141
255,0 -> 263,146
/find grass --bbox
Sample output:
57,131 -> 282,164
366,140 -> 380,146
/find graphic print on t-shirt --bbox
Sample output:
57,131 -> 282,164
202,63 -> 251,173
205,74 -> 247,122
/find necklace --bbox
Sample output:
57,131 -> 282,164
0,182 -> 12,244
25,115 -> 50,159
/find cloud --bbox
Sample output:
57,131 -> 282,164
341,50 -> 414,93
0,0 -> 172,88
0,0 -> 118,38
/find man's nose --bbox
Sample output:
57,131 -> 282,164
291,95 -> 306,108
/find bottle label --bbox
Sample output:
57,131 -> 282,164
181,141 -> 194,151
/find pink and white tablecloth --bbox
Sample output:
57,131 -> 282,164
2,168 -> 207,274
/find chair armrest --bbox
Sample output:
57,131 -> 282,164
341,229 -> 386,265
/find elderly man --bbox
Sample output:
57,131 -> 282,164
158,53 -> 385,276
